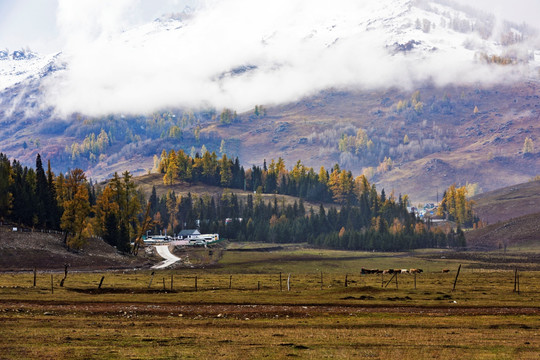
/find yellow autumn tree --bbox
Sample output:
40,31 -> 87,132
163,150 -> 178,185
60,169 -> 91,250
93,185 -> 120,237
328,169 -> 354,204
438,184 -> 476,226
523,137 -> 534,154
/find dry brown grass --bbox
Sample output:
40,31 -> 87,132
1,310 -> 538,359
0,245 -> 539,359
472,180 -> 540,224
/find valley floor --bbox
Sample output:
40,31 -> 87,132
0,300 -> 538,359
0,246 -> 538,359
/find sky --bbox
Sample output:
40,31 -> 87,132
0,0 -> 538,54
454,0 -> 539,27
0,0 -> 197,53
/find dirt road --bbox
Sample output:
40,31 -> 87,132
152,245 -> 182,269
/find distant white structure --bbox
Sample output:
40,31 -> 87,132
177,229 -> 201,240
144,229 -> 219,246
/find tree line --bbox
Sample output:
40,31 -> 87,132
148,186 -> 462,251
0,153 -> 142,252
0,152 -> 464,253
156,149 -> 399,205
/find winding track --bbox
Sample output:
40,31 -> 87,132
152,245 -> 181,269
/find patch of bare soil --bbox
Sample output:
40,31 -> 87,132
0,226 -> 154,271
0,300 -> 537,318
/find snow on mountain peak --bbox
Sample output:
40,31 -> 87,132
0,49 -> 61,92
2,0 -> 539,116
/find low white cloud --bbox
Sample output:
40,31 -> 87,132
43,0 -> 538,116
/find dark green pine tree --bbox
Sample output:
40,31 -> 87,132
35,154 -> 49,227
103,212 -> 120,248
149,185 -> 158,216
0,153 -> 12,219
11,163 -> 35,226
118,220 -> 131,253
46,160 -> 60,229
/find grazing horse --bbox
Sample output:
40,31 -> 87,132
361,267 -> 379,274
400,269 -> 409,274
442,269 -> 450,273
409,268 -> 423,274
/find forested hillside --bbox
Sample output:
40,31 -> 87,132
0,152 -> 464,252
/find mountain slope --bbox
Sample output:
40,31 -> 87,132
471,179 -> 540,224
200,82 -> 540,202
465,179 -> 540,250
465,212 -> 540,250
1,0 -> 540,203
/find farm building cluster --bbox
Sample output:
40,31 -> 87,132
143,229 -> 219,246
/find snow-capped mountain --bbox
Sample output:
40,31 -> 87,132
1,0 -> 539,116
0,49 -> 61,92
1,0 -> 540,199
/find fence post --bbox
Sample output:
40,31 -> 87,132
414,272 -> 417,290
287,274 -> 291,291
229,275 -> 232,290
50,274 -> 54,294
257,281 -> 260,291
60,264 -> 69,287
33,268 -> 37,287
98,276 -> 105,289
148,271 -> 155,289
452,264 -> 462,291
345,274 -> 348,288
195,276 -> 198,292
384,273 -> 396,288
171,274 -> 174,291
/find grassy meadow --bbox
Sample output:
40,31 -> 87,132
0,244 -> 539,359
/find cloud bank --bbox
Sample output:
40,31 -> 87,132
43,0 -> 538,116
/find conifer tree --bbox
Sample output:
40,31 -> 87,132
103,212 -> 119,247
35,154 -> 49,227
46,159 -> 60,229
0,153 -> 13,219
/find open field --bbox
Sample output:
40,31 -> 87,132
0,244 -> 539,359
